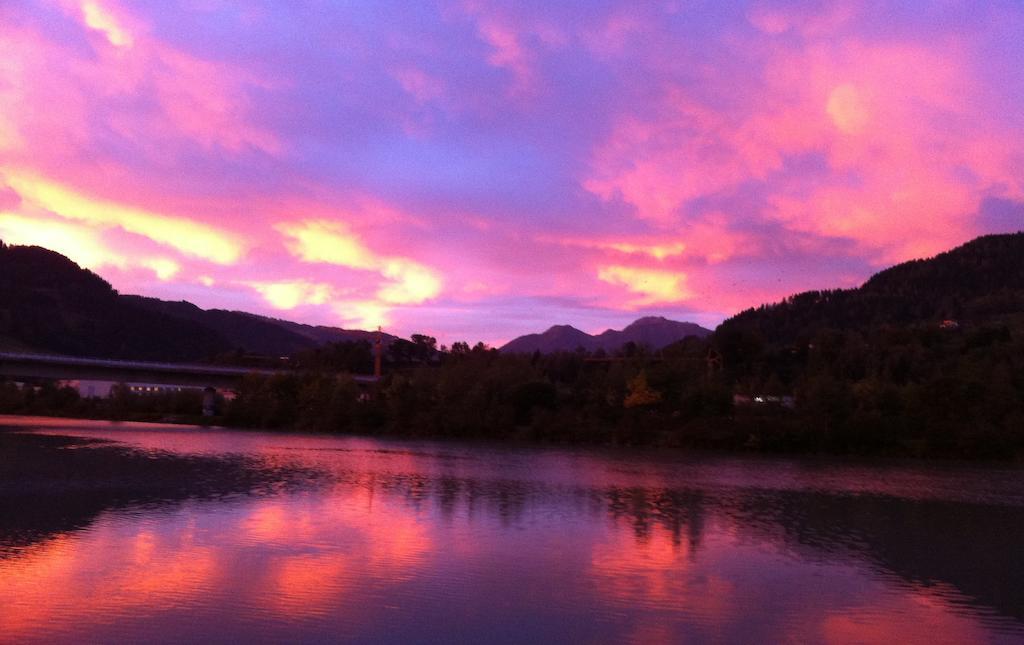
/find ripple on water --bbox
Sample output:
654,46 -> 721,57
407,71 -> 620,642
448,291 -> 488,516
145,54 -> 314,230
1,420 -> 1023,643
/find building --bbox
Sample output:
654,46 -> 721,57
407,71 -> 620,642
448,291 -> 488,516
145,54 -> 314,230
60,379 -> 234,401
733,393 -> 796,409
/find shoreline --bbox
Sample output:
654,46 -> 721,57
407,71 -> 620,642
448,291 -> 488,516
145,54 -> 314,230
4,412 -> 1023,468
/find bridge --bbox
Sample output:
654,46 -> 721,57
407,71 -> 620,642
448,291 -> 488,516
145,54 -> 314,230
0,352 -> 380,391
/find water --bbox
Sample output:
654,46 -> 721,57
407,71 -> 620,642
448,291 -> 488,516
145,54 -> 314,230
1,415 -> 1022,644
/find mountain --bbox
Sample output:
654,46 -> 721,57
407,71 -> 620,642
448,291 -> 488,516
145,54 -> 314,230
121,297 -> 315,357
595,316 -> 713,350
0,242 -> 391,361
500,324 -> 598,354
264,317 -> 391,348
718,232 -> 1024,344
0,244 -> 227,361
500,316 -> 712,354
123,297 -> 397,357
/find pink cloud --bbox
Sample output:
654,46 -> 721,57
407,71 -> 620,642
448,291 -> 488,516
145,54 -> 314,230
582,11 -> 646,58
540,214 -> 754,267
584,92 -> 787,226
0,0 -> 280,169
2,0 -> 1022,342
458,1 -> 568,97
150,47 -> 281,154
392,66 -> 445,104
476,20 -> 533,92
747,0 -> 856,37
584,11 -> 1023,271
0,27 -> 92,157
0,185 -> 20,210
760,38 -> 1021,260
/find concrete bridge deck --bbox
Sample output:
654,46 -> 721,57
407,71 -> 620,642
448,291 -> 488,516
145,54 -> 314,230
0,352 -> 379,390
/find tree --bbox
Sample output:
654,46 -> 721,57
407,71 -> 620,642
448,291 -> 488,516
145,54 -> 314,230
624,370 -> 662,408
410,334 -> 438,362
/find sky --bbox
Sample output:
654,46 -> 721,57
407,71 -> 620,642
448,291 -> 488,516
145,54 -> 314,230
1,0 -> 1022,346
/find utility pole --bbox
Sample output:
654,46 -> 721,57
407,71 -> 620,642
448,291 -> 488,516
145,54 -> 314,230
374,326 -> 383,379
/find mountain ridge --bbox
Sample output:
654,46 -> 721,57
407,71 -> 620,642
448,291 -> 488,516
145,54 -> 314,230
7,231 -> 1023,362
122,295 -> 397,357
500,316 -> 712,354
0,242 -> 392,360
718,231 -> 1024,345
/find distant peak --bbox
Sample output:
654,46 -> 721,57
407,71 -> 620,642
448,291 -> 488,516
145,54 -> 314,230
501,316 -> 710,353
544,324 -> 583,333
628,316 -> 670,326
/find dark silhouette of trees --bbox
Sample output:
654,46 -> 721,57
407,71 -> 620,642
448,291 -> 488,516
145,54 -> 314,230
4,233 -> 1024,458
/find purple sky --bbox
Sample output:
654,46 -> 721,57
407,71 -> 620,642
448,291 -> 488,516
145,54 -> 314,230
1,0 -> 1022,344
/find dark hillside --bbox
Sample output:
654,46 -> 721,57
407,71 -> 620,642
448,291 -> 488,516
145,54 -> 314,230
122,296 -> 317,356
719,233 -> 1024,344
710,232 -> 1024,457
0,243 -> 227,360
123,297 -> 399,356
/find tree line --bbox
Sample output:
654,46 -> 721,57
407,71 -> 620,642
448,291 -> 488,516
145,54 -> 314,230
4,233 -> 1024,458
6,319 -> 1021,459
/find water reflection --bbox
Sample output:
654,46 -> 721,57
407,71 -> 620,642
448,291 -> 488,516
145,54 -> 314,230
0,430 -> 321,560
1,417 -> 1022,643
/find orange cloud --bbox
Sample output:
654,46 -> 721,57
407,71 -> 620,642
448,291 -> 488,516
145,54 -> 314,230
378,260 -> 442,305
0,211 -> 126,270
142,257 -> 180,281
597,265 -> 691,306
604,241 -> 686,260
0,211 -> 186,283
278,219 -> 442,305
80,0 -> 134,48
277,220 -> 377,269
249,280 -> 333,310
551,219 -> 750,267
332,300 -> 391,330
2,169 -> 243,264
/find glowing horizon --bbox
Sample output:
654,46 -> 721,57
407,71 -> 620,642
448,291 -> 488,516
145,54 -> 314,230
1,1 -> 1022,345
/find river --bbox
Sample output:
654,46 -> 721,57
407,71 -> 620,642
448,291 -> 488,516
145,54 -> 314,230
1,415 -> 1022,644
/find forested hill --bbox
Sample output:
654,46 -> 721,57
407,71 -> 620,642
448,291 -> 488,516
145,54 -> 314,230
0,242 -> 393,360
0,243 -> 227,360
121,296 -> 397,357
4,236 -> 1024,457
719,232 -> 1024,344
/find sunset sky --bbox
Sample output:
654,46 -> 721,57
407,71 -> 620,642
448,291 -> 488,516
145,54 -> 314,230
1,1 -> 1022,345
